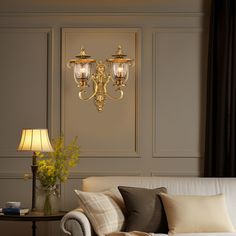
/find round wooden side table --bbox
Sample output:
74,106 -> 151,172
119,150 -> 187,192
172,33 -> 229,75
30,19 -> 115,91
0,211 -> 66,236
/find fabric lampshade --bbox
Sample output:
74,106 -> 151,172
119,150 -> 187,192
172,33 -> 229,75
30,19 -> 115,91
17,129 -> 54,152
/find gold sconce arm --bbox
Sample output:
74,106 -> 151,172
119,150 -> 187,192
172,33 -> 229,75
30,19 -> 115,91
106,89 -> 124,100
78,75 -> 97,101
106,74 -> 124,100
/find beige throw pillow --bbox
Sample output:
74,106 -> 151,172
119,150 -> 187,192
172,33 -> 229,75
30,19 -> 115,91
160,193 -> 235,234
104,187 -> 126,213
74,190 -> 124,236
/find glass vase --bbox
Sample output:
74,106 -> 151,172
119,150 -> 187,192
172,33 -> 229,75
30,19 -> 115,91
36,184 -> 60,215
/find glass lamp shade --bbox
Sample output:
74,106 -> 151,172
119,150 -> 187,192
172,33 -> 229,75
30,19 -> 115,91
17,129 -> 54,152
112,62 -> 129,79
74,63 -> 91,80
107,46 -> 132,83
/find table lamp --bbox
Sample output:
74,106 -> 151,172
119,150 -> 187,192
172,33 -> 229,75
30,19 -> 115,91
17,129 -> 54,211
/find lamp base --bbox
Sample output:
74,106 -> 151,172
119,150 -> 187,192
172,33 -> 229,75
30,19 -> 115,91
31,153 -> 38,211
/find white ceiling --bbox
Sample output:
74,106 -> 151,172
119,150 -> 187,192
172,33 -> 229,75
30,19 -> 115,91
0,0 -> 211,13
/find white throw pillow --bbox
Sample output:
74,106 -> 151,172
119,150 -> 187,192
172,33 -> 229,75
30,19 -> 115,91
160,193 -> 235,234
74,190 -> 125,236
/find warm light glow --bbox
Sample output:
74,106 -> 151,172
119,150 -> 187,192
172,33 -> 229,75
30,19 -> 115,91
80,67 -> 86,73
117,65 -> 124,77
118,66 -> 123,73
17,129 -> 54,152
113,63 -> 128,78
74,63 -> 90,79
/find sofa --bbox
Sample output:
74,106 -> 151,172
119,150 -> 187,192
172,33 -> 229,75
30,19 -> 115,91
61,176 -> 236,236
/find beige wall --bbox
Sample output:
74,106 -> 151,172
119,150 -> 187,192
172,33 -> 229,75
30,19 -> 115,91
0,0 -> 210,235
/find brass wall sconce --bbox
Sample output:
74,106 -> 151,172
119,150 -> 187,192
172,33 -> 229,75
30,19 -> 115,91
67,46 -> 133,112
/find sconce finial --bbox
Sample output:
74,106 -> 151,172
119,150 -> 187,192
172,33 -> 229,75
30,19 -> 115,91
112,45 -> 127,58
80,47 -> 86,55
76,47 -> 91,59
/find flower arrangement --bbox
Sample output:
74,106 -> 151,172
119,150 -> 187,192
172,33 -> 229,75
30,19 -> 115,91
36,136 -> 79,188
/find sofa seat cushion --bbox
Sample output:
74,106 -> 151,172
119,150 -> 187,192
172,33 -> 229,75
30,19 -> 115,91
151,234 -> 167,236
173,234 -> 236,236
107,232 -> 168,236
107,232 -> 236,236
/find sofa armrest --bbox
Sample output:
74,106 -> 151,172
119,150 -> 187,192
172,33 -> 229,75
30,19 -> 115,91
61,208 -> 92,236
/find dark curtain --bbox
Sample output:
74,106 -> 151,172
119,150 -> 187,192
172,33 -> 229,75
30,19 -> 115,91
204,0 -> 236,176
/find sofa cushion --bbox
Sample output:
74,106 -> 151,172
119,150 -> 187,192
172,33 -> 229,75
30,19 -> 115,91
118,186 -> 168,233
107,232 -> 168,236
74,190 -> 124,236
160,193 -> 235,234
173,234 -> 236,236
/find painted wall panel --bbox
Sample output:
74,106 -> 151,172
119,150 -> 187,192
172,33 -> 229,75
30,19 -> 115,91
62,28 -> 139,157
0,29 -> 50,157
153,29 -> 206,158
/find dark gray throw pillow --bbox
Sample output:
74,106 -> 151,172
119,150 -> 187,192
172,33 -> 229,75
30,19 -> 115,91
118,186 -> 168,233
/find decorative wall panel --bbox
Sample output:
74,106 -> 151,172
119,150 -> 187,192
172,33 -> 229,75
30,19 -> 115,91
62,28 -> 140,157
0,28 -> 52,157
153,28 -> 206,158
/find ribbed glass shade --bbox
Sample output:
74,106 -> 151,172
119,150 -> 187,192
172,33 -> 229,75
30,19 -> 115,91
112,62 -> 129,79
17,129 -> 54,152
74,63 -> 91,80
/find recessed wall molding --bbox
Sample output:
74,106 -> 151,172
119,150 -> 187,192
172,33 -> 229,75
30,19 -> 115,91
61,28 -> 141,158
0,12 -> 205,17
151,170 -> 199,177
0,27 -> 53,158
67,171 -> 142,179
0,172 -> 28,179
152,27 -> 206,159
154,155 -> 201,159
0,171 -> 142,180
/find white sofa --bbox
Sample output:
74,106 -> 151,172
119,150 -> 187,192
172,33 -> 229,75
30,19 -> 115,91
61,176 -> 236,236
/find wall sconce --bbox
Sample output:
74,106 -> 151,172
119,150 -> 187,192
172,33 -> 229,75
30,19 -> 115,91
67,45 -> 133,112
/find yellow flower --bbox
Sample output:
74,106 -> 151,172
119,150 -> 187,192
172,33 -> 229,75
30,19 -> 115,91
36,136 -> 79,188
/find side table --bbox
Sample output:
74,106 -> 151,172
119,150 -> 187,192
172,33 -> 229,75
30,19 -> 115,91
0,211 -> 66,236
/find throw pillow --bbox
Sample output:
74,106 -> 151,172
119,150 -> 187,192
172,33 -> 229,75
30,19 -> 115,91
74,190 -> 125,236
104,187 -> 126,213
160,193 -> 235,234
118,186 -> 168,233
